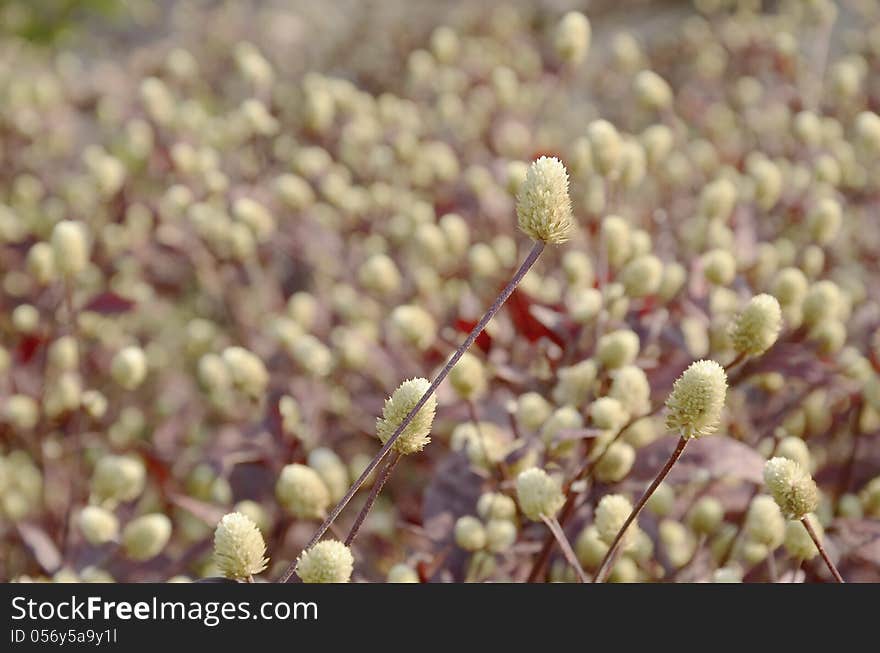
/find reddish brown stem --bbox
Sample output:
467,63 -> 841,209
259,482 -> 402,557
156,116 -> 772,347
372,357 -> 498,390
593,436 -> 689,583
801,515 -> 844,583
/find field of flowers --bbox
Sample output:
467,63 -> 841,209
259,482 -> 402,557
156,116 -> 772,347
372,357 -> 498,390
1,0 -> 879,584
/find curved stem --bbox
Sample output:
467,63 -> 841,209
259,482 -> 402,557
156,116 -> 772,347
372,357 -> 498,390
801,515 -> 844,583
593,436 -> 689,583
278,241 -> 545,582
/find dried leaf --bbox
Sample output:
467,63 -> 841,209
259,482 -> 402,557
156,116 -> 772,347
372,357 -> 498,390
82,291 -> 136,314
830,518 -> 880,565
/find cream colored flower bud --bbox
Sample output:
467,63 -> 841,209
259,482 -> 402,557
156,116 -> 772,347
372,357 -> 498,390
855,111 -> 880,153
477,492 -> 517,522
687,496 -> 724,535
358,253 -> 401,296
515,156 -> 574,244
771,267 -> 808,306
641,124 -> 674,167
111,346 -> 147,390
213,512 -> 268,580
26,242 -> 55,284
4,395 -> 39,430
233,500 -> 271,534
91,455 -> 146,505
744,494 -> 784,548
307,448 -> 348,503
764,457 -> 820,520
454,515 -> 486,551
802,280 -> 842,327
665,360 -> 728,439
595,494 -> 636,549
634,70 -> 673,110
807,197 -> 842,245
48,336 -> 78,372
575,526 -> 609,570
275,174 -> 315,210
588,120 -> 622,177
486,519 -> 517,553
276,463 -> 330,519
387,563 -> 419,583
12,305 -> 39,334
449,352 -> 487,401
702,248 -> 736,285
122,514 -> 172,560
595,441 -> 636,483
289,334 -> 334,378
221,346 -> 268,398
599,215 -> 631,267
376,377 -> 436,455
619,254 -> 663,298
608,365 -> 650,415
596,329 -> 640,369
296,540 -> 353,583
50,220 -> 90,278
590,397 -> 629,431
78,506 -> 119,545
658,262 -> 687,301
566,287 -> 602,324
729,294 -> 782,356
388,305 -> 436,350
777,436 -> 811,470
554,11 -> 591,65
516,468 -> 564,521
552,359 -> 597,406
749,158 -> 782,210
516,392 -> 552,431
646,482 -> 675,517
700,178 -> 737,222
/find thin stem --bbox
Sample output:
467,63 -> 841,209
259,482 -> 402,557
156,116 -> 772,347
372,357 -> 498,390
279,241 -> 545,583
801,515 -> 844,583
344,453 -> 400,546
540,514 -> 588,583
593,436 -> 689,583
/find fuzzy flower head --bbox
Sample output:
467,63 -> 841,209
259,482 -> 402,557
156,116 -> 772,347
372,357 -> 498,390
275,463 -> 330,519
665,360 -> 728,439
763,457 -> 820,520
122,514 -> 172,561
729,294 -> 782,356
295,540 -> 354,583
594,494 -> 637,549
554,11 -> 591,66
515,156 -> 574,244
376,378 -> 437,454
515,467 -> 564,521
213,512 -> 268,580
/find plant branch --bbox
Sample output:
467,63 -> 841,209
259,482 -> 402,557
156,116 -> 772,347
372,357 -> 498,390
801,515 -> 844,583
279,240 -> 545,582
